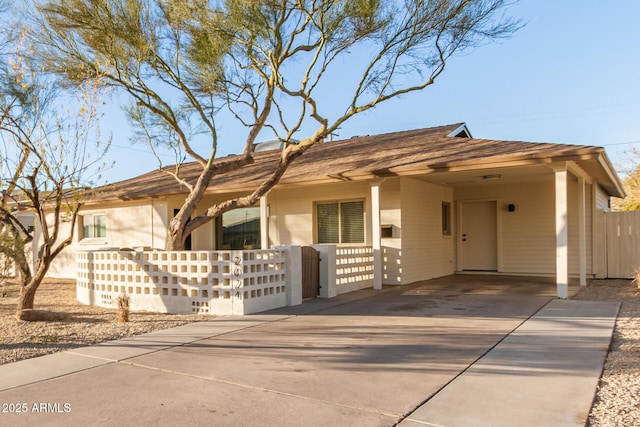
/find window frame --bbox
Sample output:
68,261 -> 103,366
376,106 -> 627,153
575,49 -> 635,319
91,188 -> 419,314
81,213 -> 107,241
315,199 -> 366,245
442,201 -> 452,236
215,207 -> 262,250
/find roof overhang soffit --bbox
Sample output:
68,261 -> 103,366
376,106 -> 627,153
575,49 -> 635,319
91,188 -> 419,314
552,161 -> 593,185
550,158 -> 624,199
597,153 -> 626,198
382,151 -> 602,177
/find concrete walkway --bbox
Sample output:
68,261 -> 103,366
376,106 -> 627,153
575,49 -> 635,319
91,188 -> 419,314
0,278 -> 619,426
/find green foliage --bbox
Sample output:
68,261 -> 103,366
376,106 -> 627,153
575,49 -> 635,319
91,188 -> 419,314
0,229 -> 20,279
611,150 -> 640,211
0,2 -> 111,313
34,0 -> 520,145
31,0 -> 520,249
615,170 -> 640,211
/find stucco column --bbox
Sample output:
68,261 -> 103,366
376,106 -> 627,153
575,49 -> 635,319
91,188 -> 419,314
371,181 -> 383,290
312,244 -> 337,298
555,168 -> 569,299
260,196 -> 269,249
279,245 -> 302,306
578,176 -> 587,286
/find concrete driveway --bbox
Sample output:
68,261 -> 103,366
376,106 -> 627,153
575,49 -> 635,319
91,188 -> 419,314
0,275 -> 618,426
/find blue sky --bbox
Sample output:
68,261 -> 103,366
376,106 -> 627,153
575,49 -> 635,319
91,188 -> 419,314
100,1 -> 640,183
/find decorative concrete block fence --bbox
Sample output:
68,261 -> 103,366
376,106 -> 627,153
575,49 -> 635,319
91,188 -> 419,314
77,249 -> 287,315
76,245 -> 375,315
336,246 -> 375,293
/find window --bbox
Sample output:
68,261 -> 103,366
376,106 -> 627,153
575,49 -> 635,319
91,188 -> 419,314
442,202 -> 452,236
216,207 -> 261,249
317,200 -> 364,244
82,214 -> 106,239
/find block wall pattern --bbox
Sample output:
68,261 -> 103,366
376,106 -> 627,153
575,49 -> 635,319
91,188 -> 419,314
76,249 -> 287,315
335,246 -> 374,292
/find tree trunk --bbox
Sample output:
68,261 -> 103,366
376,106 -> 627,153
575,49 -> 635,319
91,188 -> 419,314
15,258 -> 48,321
165,164 -> 221,250
166,218 -> 186,251
16,279 -> 40,320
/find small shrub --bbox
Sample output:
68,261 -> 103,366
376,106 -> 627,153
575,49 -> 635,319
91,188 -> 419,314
117,294 -> 130,323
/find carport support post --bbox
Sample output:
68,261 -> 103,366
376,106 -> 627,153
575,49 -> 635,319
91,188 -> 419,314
555,168 -> 569,299
578,176 -> 587,286
260,196 -> 269,249
371,181 -> 383,290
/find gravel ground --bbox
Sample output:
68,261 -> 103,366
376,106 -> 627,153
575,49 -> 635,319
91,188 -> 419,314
573,279 -> 640,427
0,277 -> 637,425
0,278 -> 208,365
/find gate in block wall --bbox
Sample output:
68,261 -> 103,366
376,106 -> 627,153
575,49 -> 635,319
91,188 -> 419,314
301,246 -> 320,299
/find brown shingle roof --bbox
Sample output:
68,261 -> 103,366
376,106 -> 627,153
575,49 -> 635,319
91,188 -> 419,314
91,123 -> 622,202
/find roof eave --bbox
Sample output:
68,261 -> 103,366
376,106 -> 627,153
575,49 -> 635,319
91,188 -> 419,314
383,150 -> 602,176
597,152 -> 626,198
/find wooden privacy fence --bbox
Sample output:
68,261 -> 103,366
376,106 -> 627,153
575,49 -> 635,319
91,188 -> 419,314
604,211 -> 640,279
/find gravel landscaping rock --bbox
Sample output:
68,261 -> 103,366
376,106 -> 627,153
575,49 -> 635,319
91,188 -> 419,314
0,279 -> 208,365
573,279 -> 640,427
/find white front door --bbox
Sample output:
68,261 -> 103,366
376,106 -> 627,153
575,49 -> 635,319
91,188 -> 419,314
460,201 -> 498,271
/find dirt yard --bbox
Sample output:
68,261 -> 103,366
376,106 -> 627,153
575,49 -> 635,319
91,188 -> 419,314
0,279 -> 208,365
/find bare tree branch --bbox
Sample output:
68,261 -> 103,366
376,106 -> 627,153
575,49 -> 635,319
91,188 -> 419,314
31,0 -> 521,249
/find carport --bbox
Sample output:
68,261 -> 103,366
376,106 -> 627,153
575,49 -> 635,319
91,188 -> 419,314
0,275 -> 618,426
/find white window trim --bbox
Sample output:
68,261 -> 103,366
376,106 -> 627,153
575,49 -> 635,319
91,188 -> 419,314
80,213 -> 107,242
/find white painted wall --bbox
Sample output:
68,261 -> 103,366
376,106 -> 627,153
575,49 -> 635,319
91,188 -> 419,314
40,218 -> 76,279
567,178 -> 593,276
266,178 -> 456,286
457,181 -> 555,274
43,170 -> 600,284
400,178 -> 455,284
267,181 -> 374,246
380,179 -> 402,285
454,178 -> 593,277
45,199 -> 169,279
